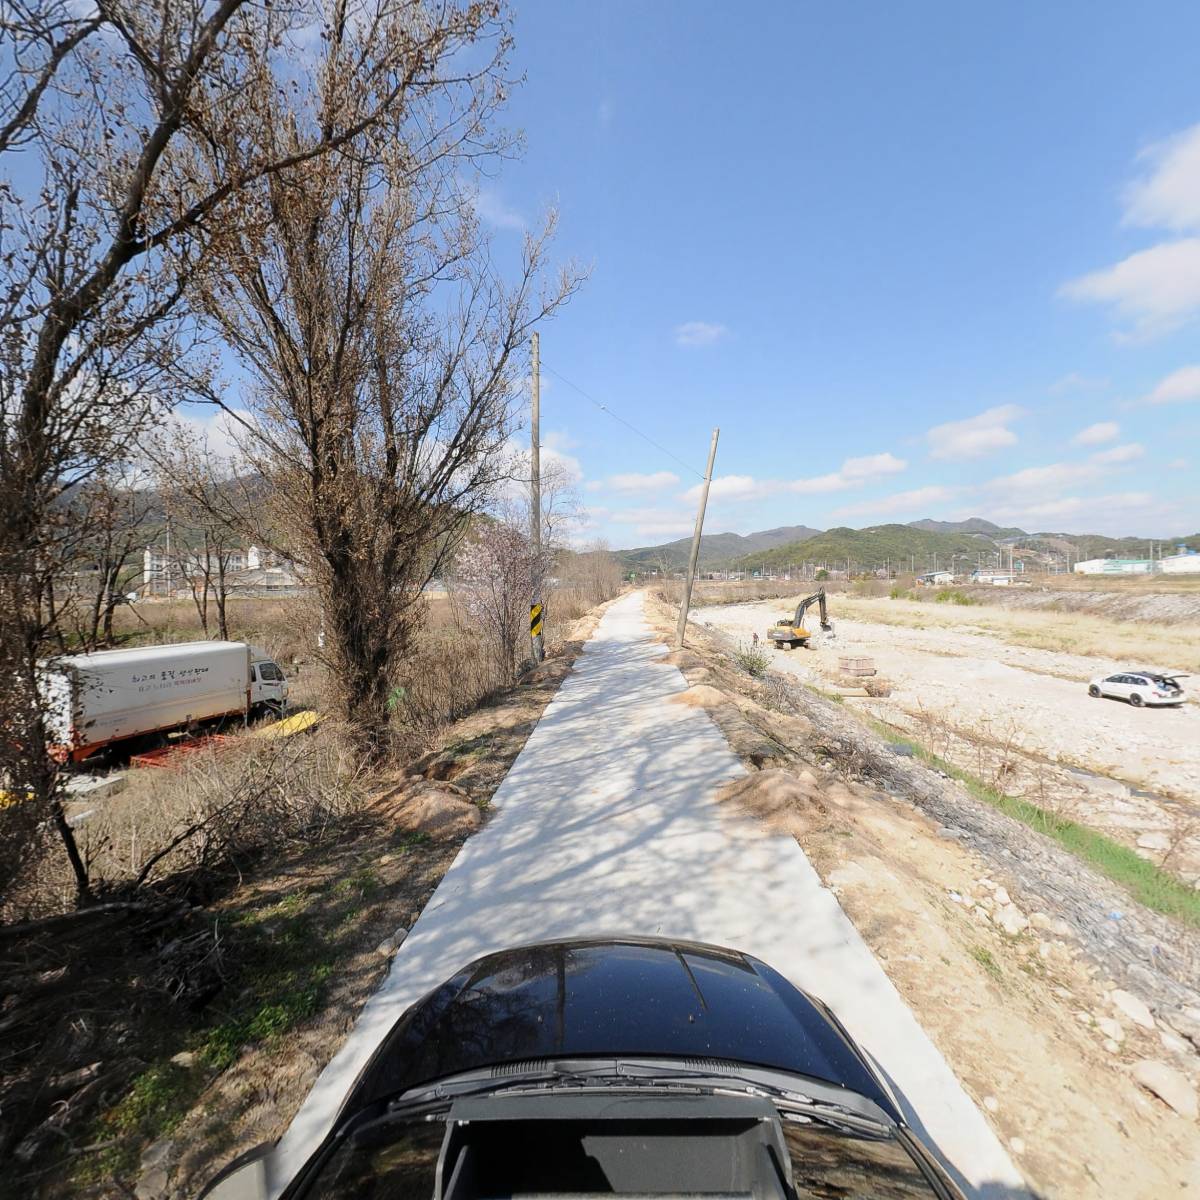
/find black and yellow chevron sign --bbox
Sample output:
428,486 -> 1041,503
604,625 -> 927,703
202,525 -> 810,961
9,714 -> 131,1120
530,603 -> 544,638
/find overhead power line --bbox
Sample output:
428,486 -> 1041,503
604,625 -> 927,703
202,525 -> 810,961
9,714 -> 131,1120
539,360 -> 706,482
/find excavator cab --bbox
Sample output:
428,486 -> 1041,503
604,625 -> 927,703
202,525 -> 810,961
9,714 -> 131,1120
766,588 -> 833,650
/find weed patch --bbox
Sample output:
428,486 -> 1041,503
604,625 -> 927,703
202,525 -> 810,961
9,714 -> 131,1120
934,588 -> 978,606
969,945 -> 1002,979
732,640 -> 772,678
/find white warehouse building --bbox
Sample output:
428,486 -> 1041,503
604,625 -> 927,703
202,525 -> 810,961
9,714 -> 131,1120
1073,558 -> 1154,575
1160,551 -> 1200,574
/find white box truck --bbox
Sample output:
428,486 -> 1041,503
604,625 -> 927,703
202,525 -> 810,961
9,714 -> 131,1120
39,641 -> 289,763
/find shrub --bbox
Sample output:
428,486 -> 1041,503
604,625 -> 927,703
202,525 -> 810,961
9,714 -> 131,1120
733,640 -> 772,678
934,588 -> 978,606
73,728 -> 369,899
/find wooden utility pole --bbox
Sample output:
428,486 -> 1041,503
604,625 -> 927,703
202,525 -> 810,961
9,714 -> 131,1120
674,428 -> 719,649
530,332 -> 544,663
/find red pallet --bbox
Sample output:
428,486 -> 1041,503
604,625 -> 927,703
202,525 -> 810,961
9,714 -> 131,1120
131,733 -> 238,769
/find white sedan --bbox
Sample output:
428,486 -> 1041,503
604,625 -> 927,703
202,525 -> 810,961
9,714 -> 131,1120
1087,670 -> 1186,707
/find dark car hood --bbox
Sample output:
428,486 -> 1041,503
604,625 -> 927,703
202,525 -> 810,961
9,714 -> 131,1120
349,937 -> 895,1118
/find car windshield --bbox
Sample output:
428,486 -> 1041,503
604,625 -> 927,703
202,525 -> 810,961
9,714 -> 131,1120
300,1107 -> 944,1200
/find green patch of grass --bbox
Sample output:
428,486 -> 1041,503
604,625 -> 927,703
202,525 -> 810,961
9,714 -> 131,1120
334,866 -> 380,899
969,945 -> 1001,979
84,1062 -> 198,1181
867,722 -> 1200,929
396,829 -> 433,849
76,867 -> 378,1187
933,588 -> 978,606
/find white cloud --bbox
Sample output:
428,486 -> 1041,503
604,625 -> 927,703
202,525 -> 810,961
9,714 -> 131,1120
607,470 -> 680,493
1060,237 -> 1200,341
985,460 -> 1104,498
610,506 -> 695,540
1090,442 -> 1145,465
174,406 -> 254,466
786,452 -> 907,495
926,405 -> 1023,460
1143,363 -> 1200,404
472,186 -> 526,231
1168,457 -> 1189,470
674,321 -> 729,348
1063,123 -> 1200,340
1072,421 -> 1119,446
682,473 -> 763,504
988,491 -> 1164,530
682,453 -> 907,505
1049,373 -> 1109,394
1123,122 -> 1200,234
832,485 -> 960,519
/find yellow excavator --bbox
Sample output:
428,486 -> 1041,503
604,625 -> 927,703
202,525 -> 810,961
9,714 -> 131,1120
766,588 -> 833,650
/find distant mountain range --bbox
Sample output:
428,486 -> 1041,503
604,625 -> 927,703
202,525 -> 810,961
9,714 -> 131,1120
617,524 -> 822,570
614,517 -> 1198,573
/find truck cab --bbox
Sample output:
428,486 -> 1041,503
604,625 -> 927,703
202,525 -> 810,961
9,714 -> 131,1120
249,654 -> 289,718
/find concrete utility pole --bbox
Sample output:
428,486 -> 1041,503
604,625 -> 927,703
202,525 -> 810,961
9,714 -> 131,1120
674,428 -> 719,649
530,332 -> 544,663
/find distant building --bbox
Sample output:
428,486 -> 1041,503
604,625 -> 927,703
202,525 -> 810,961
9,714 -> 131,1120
141,542 -> 301,596
1160,550 -> 1200,575
916,570 -> 954,585
1072,558 -> 1153,575
972,571 -> 1012,585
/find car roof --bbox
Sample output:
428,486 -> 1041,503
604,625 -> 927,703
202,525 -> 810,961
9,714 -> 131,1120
348,936 -> 899,1121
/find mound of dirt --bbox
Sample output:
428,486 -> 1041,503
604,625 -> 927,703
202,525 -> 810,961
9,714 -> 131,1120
381,781 -> 482,839
661,648 -> 706,671
669,683 -> 731,710
714,769 -> 827,839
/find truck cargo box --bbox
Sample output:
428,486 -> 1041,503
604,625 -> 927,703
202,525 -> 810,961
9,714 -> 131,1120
40,641 -> 252,761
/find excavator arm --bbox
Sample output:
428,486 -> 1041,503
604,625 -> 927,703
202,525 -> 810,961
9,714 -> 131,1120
767,588 -> 833,648
794,589 -> 833,633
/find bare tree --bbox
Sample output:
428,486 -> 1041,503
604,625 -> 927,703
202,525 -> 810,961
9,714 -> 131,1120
570,538 -> 623,605
1,0 -> 525,907
68,470 -> 152,650
149,424 -> 259,639
196,8 -> 582,757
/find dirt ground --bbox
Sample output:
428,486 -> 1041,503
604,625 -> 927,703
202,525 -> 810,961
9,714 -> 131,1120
646,594 -> 1200,1199
694,599 -> 1200,885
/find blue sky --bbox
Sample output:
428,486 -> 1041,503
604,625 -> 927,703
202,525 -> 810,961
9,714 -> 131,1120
467,1 -> 1200,546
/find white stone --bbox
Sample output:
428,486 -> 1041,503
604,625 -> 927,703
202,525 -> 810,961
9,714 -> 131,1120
1165,1008 -> 1200,1049
1131,1060 -> 1198,1120
375,926 -> 409,957
995,904 -> 1029,936
1160,1029 -> 1191,1057
1112,989 -> 1155,1030
1096,1017 -> 1124,1043
983,1096 -> 999,1113
1104,1039 -> 1120,1054
1136,831 -> 1171,851
992,886 -> 1011,906
1009,1137 -> 1026,1155
1028,912 -> 1052,931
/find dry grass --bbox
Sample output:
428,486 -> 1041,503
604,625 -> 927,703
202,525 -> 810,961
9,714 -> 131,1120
830,592 -> 1200,672
109,595 -> 317,666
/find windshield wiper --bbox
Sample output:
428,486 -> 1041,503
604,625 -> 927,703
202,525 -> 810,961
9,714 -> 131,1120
387,1063 -> 891,1137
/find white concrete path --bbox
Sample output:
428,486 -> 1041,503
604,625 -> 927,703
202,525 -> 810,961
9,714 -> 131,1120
269,593 -> 1029,1198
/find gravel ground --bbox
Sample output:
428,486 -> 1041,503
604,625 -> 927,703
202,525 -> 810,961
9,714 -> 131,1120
695,602 -> 1200,807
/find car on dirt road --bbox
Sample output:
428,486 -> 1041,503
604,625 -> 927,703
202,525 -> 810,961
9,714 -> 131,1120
1087,670 -> 1187,707
201,937 -> 967,1200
